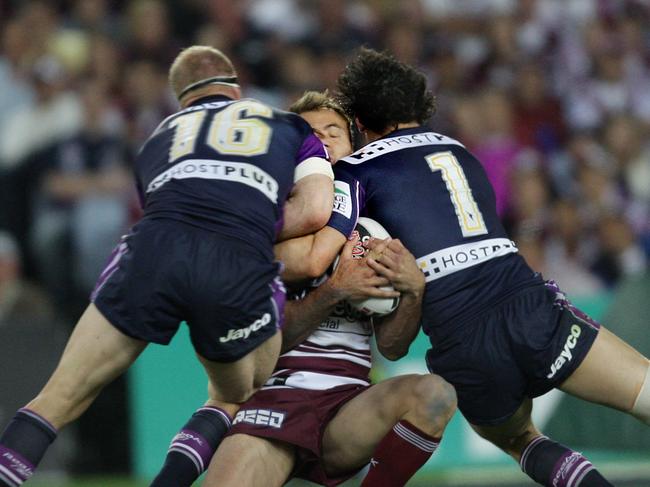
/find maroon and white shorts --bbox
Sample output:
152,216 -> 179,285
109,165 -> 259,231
228,384 -> 369,486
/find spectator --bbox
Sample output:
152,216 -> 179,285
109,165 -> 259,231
471,88 -> 526,216
602,115 -> 650,223
30,79 -> 130,314
592,213 -> 647,288
123,0 -> 180,68
0,55 -> 82,169
543,198 -> 604,297
0,231 -> 73,478
512,62 -> 566,154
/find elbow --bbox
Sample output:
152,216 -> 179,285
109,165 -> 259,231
305,186 -> 334,234
304,256 -> 331,280
304,198 -> 333,234
302,244 -> 336,280
378,343 -> 409,361
281,253 -> 330,282
302,210 -> 330,235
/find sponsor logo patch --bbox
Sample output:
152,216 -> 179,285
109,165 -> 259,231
332,181 -> 352,218
233,409 -> 285,428
146,159 -> 279,202
220,313 -> 272,343
547,324 -> 582,379
172,432 -> 203,446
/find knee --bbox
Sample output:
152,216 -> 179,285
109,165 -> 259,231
408,374 -> 457,429
631,362 -> 650,425
474,425 -> 539,459
208,380 -> 257,405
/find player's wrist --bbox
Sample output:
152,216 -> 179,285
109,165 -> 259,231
320,277 -> 349,303
400,285 -> 423,301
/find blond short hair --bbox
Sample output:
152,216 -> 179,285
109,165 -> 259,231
289,90 -> 354,142
290,91 -> 349,121
168,46 -> 237,101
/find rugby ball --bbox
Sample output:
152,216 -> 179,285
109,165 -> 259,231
344,217 -> 400,317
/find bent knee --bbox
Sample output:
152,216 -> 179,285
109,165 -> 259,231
208,381 -> 257,405
476,426 -> 539,459
631,361 -> 650,425
405,374 -> 457,429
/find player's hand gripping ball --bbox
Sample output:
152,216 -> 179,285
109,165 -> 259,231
339,217 -> 400,316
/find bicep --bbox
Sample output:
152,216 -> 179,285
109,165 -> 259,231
279,160 -> 334,240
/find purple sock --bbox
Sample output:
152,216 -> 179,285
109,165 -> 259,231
520,435 -> 613,486
149,406 -> 232,487
0,409 -> 58,486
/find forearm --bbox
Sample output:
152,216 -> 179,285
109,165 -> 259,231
282,280 -> 343,352
274,226 -> 346,283
374,291 -> 422,361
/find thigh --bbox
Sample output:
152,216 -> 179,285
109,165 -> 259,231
28,303 -> 146,428
91,223 -> 185,345
188,248 -> 286,363
560,326 -> 650,411
199,330 -> 282,404
426,319 -> 527,426
202,433 -> 295,487
322,375 -> 422,474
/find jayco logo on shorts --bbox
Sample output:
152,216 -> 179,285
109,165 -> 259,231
547,324 -> 582,379
220,313 -> 271,343
233,409 -> 285,428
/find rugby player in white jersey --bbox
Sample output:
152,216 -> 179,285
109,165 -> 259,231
153,92 -> 457,487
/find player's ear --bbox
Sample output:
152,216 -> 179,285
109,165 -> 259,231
355,117 -> 366,133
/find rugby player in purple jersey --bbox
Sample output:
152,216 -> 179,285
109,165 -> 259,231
0,46 -> 337,487
282,48 -> 650,487
152,91 -> 457,487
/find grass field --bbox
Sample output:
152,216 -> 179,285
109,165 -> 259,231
27,457 -> 650,487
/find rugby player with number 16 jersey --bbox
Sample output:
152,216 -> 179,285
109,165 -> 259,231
0,46 -> 335,487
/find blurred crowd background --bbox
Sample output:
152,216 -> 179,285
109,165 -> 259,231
0,0 -> 649,480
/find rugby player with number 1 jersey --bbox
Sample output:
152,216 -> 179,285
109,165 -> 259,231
317,48 -> 650,487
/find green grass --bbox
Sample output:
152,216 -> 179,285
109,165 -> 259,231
30,479 -> 147,487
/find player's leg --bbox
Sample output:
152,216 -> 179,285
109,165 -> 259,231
322,374 -> 456,486
150,331 -> 282,487
471,398 -> 613,486
0,303 -> 146,487
151,245 -> 286,487
201,434 -> 295,487
558,326 -> 650,424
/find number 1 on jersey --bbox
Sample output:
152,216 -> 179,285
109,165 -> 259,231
169,111 -> 206,162
426,151 -> 488,237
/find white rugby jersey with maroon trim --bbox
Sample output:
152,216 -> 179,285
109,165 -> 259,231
262,295 -> 372,391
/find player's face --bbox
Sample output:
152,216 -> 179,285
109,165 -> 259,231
300,109 -> 353,163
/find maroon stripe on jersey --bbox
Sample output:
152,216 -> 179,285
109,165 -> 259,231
275,356 -> 370,381
292,345 -> 371,362
299,340 -> 372,357
269,367 -> 370,386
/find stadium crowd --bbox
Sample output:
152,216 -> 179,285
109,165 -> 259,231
0,0 -> 649,477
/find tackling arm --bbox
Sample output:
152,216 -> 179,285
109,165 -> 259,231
274,226 -> 346,282
367,238 -> 425,361
278,159 -> 334,240
282,236 -> 400,352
